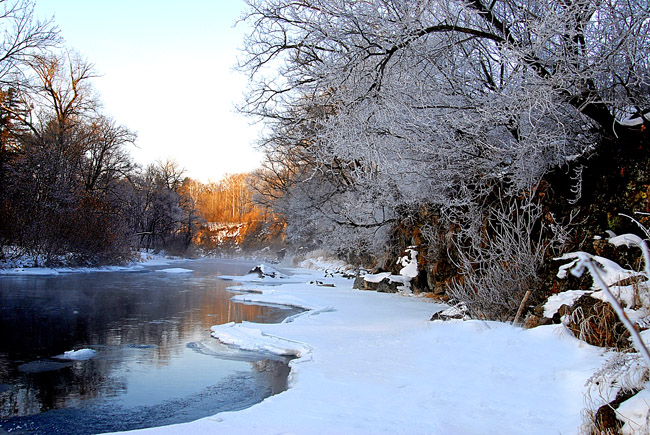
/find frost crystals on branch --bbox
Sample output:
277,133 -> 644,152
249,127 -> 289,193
240,0 -> 650,256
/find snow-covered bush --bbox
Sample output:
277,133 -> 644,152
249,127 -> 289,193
561,235 -> 650,363
582,353 -> 649,435
556,226 -> 650,434
445,191 -> 552,321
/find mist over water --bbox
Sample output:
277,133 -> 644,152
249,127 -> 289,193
0,259 -> 299,434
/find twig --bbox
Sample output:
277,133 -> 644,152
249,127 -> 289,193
513,290 -> 531,325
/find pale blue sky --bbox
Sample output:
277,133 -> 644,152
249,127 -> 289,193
34,0 -> 262,182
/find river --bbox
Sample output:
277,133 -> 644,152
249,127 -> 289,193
0,259 -> 301,434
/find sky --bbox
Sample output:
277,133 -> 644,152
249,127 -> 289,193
33,0 -> 263,183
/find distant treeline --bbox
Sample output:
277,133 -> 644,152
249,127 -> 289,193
185,174 -> 285,253
0,50 -> 201,264
0,1 -> 279,265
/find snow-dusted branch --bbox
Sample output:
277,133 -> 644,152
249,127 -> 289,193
240,0 -> 650,254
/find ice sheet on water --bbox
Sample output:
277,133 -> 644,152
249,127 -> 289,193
18,359 -> 72,373
155,268 -> 193,274
211,322 -> 312,359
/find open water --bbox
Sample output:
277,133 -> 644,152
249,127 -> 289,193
0,259 -> 300,434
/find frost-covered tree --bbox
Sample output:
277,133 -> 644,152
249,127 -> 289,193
240,0 -> 650,253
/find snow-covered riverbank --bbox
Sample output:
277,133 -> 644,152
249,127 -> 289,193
119,265 -> 608,435
0,251 -> 179,275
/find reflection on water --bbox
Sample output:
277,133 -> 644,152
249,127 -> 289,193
0,259 -> 300,434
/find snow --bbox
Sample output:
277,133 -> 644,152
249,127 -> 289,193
556,252 -> 639,287
591,285 -> 639,309
431,302 -> 469,320
0,267 -> 61,276
552,247 -> 650,431
362,271 -> 391,283
609,233 -> 645,248
543,290 -> 592,317
56,348 -> 97,360
397,247 -> 419,278
251,264 -> 286,278
362,272 -> 410,286
220,264 -> 301,284
119,265 -> 609,435
620,115 -> 646,127
359,248 -> 419,291
155,268 -> 193,274
618,385 -> 650,435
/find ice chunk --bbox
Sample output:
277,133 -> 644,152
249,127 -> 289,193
57,348 -> 97,360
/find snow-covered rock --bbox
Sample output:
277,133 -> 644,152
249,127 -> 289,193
543,290 -> 592,318
397,247 -> 419,279
247,264 -> 287,279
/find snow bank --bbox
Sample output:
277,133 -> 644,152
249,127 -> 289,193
0,267 -> 60,276
120,266 -> 608,435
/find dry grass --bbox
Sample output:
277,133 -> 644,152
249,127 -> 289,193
569,297 -> 631,350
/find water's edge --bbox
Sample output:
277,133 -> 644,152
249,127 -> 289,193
0,259 -> 301,435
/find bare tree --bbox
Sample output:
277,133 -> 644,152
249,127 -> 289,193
154,158 -> 185,192
82,116 -> 136,192
0,0 -> 60,86
24,52 -> 98,131
0,0 -> 59,221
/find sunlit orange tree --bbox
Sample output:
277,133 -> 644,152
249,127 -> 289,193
185,173 -> 284,252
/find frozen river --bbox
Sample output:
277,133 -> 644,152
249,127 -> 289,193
0,259 -> 300,434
